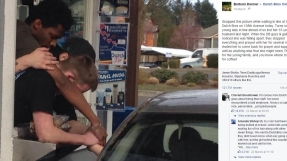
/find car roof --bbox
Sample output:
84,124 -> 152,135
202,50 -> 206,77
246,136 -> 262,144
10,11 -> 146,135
139,89 -> 218,114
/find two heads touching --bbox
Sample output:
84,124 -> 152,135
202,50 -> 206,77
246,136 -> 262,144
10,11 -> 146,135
46,38 -> 98,94
15,0 -> 107,156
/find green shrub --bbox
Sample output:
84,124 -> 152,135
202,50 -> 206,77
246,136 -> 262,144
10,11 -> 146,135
161,62 -> 168,68
187,83 -> 196,87
168,60 -> 177,68
207,54 -> 218,68
147,77 -> 159,84
150,68 -> 178,83
160,59 -> 180,68
138,69 -> 149,84
181,71 -> 208,85
166,78 -> 179,87
168,59 -> 180,68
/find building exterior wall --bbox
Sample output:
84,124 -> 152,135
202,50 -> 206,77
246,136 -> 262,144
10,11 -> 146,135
140,55 -> 158,62
213,38 -> 218,48
141,18 -> 158,62
143,33 -> 156,46
204,39 -> 211,48
202,37 -> 218,48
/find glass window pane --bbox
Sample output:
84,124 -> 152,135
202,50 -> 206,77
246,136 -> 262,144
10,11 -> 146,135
57,0 -> 85,47
192,50 -> 203,58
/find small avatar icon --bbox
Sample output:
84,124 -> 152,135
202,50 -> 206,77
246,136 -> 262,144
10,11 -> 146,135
231,119 -> 236,124
222,2 -> 232,11
222,93 -> 230,101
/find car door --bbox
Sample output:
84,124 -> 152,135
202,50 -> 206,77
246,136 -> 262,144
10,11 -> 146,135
191,50 -> 203,68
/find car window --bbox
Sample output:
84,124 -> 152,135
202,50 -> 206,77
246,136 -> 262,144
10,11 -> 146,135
191,50 -> 203,58
105,124 -> 144,160
139,62 -> 158,67
163,123 -> 218,153
103,123 -> 171,161
147,62 -> 153,66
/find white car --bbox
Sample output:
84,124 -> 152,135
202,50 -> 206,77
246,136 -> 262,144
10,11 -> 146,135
180,48 -> 218,68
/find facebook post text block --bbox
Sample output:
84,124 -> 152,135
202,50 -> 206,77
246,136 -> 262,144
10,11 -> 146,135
220,69 -> 287,160
219,1 -> 287,161
227,91 -> 287,160
219,2 -> 287,68
222,19 -> 287,61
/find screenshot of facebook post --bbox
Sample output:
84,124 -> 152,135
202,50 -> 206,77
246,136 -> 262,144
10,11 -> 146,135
219,1 -> 287,160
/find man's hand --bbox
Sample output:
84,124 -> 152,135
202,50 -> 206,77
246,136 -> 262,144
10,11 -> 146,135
27,47 -> 59,70
83,129 -> 100,146
91,124 -> 108,146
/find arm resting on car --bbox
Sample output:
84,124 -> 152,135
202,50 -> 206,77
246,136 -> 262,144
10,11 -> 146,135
33,112 -> 98,146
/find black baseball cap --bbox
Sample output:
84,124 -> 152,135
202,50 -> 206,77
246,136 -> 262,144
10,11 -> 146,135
50,37 -> 96,62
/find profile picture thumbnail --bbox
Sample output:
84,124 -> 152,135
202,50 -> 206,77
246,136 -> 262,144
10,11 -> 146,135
222,2 -> 232,11
231,119 -> 236,124
222,93 -> 230,101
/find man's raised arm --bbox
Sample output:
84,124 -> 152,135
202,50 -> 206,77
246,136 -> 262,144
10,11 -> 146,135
15,48 -> 58,74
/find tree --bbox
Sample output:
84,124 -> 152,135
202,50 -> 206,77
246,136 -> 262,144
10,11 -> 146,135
181,0 -> 196,26
168,24 -> 202,50
141,0 -> 206,48
158,26 -> 174,47
143,0 -> 175,47
193,0 -> 201,19
169,0 -> 184,26
167,0 -> 199,49
194,0 -> 217,29
184,0 -> 193,10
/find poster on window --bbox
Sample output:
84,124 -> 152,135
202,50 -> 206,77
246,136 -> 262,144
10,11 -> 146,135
99,0 -> 130,17
98,23 -> 129,65
96,70 -> 126,111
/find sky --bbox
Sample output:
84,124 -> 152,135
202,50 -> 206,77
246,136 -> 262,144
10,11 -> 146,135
209,0 -> 219,11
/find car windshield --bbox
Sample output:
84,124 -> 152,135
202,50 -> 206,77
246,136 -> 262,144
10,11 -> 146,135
191,50 -> 203,58
100,113 -> 218,161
